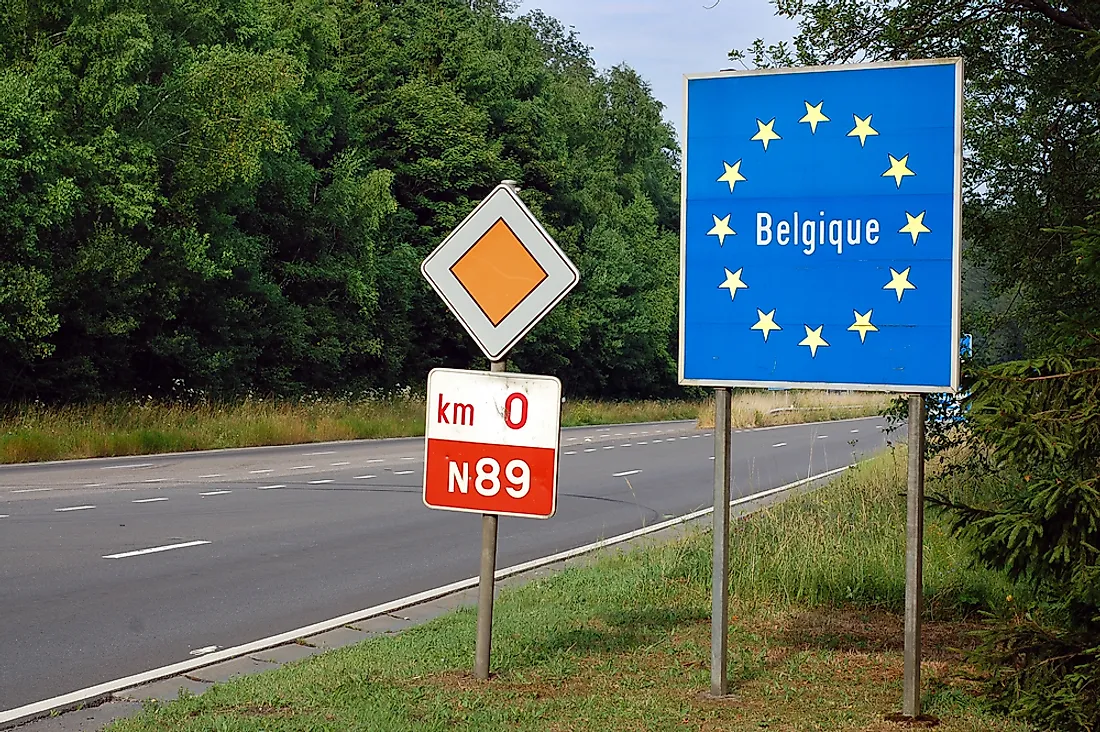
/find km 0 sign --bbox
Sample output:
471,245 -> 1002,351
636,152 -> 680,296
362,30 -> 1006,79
423,368 -> 561,519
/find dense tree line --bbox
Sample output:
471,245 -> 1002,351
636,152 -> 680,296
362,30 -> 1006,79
0,0 -> 681,402
740,0 -> 1100,727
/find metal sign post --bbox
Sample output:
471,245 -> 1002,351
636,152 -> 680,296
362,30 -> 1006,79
903,394 -> 926,715
474,358 -> 507,681
711,388 -> 733,697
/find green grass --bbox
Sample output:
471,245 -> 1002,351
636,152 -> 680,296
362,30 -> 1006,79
0,397 -> 709,464
106,449 -> 1031,732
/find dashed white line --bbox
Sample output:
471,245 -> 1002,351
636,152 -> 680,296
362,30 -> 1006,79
637,441 -> 648,445
103,540 -> 211,560
249,469 -> 273,474
400,457 -> 416,461
817,435 -> 827,439
352,475 -> 376,480
620,443 -> 632,447
0,514 -> 8,519
850,429 -> 860,434
308,479 -> 334,485
258,484 -> 284,490
603,446 -> 615,450
305,451 -> 336,456
652,439 -> 662,443
613,433 -> 623,437
101,463 -> 153,470
12,488 -> 52,494
584,448 -> 596,453
564,451 -> 576,455
366,459 -> 384,464
199,490 -> 231,497
704,433 -> 712,437
143,478 -> 167,483
198,474 -> 223,479
772,442 -> 787,448
394,470 -> 414,476
709,456 -> 715,460
692,435 -> 701,439
55,505 -> 95,512
679,436 -> 689,440
613,470 -> 641,477
132,497 -> 168,504
330,461 -> 350,466
628,432 -> 637,436
83,483 -> 103,488
289,465 -> 314,470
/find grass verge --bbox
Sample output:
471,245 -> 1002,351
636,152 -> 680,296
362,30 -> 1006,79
0,398 -> 709,464
696,390 -> 889,430
107,449 -> 1030,732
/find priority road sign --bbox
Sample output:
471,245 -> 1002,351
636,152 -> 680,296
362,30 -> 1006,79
421,184 -> 580,362
423,368 -> 561,519
679,59 -> 963,392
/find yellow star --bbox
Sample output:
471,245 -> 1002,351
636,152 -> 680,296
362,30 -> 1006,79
883,267 -> 917,302
718,267 -> 748,300
882,154 -> 915,188
847,114 -> 879,147
899,211 -> 931,244
750,308 -> 781,342
798,100 -> 829,134
848,309 -> 879,343
707,214 -> 736,246
716,160 -> 747,193
798,324 -> 829,358
751,118 -> 781,151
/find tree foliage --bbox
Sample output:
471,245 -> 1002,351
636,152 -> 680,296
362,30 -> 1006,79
745,0 -> 1100,726
0,0 -> 682,401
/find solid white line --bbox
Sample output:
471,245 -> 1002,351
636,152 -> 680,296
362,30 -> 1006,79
143,478 -> 166,483
289,466 -> 314,470
249,469 -> 273,474
103,540 -> 210,560
55,505 -> 95,512
330,461 -> 350,466
199,490 -> 231,497
0,463 -> 853,728
772,442 -> 787,448
12,488 -> 52,494
257,485 -> 284,490
352,475 -> 376,480
83,483 -> 103,487
394,470 -> 414,476
132,498 -> 168,504
198,474 -> 222,479
613,470 -> 641,477
308,479 -> 334,485
100,463 -> 153,470
305,451 -> 336,456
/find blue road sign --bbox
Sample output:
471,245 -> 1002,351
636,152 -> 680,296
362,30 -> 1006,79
679,60 -> 962,392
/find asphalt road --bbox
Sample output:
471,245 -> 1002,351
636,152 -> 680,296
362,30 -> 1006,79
0,416 -> 895,711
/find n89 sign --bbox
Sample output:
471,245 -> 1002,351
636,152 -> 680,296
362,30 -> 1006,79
422,369 -> 562,519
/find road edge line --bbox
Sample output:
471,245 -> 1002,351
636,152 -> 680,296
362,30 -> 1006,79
0,464 -> 852,728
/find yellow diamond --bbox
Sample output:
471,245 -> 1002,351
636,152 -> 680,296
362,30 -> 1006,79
450,218 -> 548,326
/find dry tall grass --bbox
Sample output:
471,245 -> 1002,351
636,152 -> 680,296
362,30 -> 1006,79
696,389 -> 889,429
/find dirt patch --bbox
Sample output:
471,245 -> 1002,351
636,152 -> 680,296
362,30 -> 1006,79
780,608 -> 981,661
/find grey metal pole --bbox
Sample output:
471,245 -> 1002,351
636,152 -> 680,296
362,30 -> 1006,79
711,388 -> 733,697
903,394 -> 926,716
474,358 -> 507,680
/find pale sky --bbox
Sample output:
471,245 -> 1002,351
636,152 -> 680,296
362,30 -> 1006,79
518,0 -> 797,132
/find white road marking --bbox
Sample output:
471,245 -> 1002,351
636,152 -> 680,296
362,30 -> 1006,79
850,429 -> 860,433
6,464 -> 855,730
132,498 -> 168,504
704,433 -> 712,437
394,470 -> 414,476
199,490 -> 231,497
400,457 -> 416,461
680,436 -> 689,440
305,451 -> 336,456
12,488 -> 52,494
189,646 -> 218,656
103,540 -> 211,560
564,451 -> 576,455
817,435 -> 828,439
614,432 -> 623,436
308,479 -> 334,485
692,435 -> 701,438
629,432 -> 637,436
613,470 -> 641,477
258,485 -> 284,490
198,474 -> 223,479
584,448 -> 596,453
620,443 -> 632,447
330,461 -> 350,466
83,483 -> 103,487
652,439 -> 662,443
366,459 -> 383,464
603,446 -> 615,450
55,505 -> 95,512
709,456 -> 715,460
0,515 -> 8,518
101,463 -> 153,470
352,475 -> 376,480
249,469 -> 273,474
289,465 -> 314,470
772,442 -> 787,448
143,478 -> 167,483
